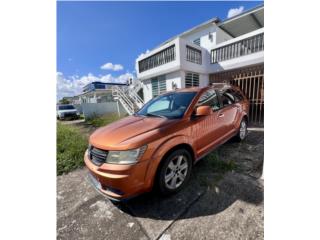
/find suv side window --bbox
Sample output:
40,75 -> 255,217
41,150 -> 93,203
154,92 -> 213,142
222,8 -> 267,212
196,89 -> 220,111
220,90 -> 235,107
226,89 -> 244,102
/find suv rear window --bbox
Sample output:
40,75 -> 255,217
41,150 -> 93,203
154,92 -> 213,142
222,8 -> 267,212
58,105 -> 75,110
225,89 -> 244,102
219,88 -> 245,106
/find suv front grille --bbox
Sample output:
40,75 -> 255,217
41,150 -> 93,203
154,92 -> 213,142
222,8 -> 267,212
64,112 -> 77,117
88,146 -> 108,166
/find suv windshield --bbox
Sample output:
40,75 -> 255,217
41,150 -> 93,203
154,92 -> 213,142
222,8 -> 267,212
137,92 -> 196,119
58,105 -> 75,110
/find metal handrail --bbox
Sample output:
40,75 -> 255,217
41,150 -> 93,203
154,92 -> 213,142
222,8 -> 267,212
112,81 -> 145,115
128,90 -> 144,107
112,86 -> 135,114
126,81 -> 144,107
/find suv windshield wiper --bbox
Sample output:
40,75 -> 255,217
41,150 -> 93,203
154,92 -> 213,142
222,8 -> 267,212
145,113 -> 167,119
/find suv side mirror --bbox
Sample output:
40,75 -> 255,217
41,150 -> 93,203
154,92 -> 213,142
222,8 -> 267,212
195,106 -> 212,116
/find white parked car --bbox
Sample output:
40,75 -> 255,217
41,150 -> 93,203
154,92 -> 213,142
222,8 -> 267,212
57,104 -> 80,120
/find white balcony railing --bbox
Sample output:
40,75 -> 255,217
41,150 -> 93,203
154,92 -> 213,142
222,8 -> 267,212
211,32 -> 264,64
138,44 -> 176,73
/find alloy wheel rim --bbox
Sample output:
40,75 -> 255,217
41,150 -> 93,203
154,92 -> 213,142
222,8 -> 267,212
164,155 -> 188,190
240,121 -> 247,139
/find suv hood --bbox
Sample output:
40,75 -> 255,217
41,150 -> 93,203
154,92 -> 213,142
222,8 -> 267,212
90,115 -> 177,150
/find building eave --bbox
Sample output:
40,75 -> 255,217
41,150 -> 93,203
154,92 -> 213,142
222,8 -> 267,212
217,4 -> 264,26
150,17 -> 220,52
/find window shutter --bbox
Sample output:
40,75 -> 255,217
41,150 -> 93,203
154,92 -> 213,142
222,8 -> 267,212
193,38 -> 200,46
151,75 -> 167,97
185,72 -> 200,88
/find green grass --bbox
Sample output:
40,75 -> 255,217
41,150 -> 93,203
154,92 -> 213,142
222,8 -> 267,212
57,123 -> 88,175
195,152 -> 237,188
206,152 -> 236,174
85,113 -> 124,127
56,113 -> 124,175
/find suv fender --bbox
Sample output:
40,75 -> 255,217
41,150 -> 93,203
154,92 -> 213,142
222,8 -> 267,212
144,135 -> 195,189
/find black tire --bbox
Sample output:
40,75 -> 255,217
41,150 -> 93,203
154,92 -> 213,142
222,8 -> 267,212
157,149 -> 192,196
235,118 -> 248,141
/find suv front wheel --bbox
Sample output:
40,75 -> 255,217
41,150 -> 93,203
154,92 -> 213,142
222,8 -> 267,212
157,149 -> 192,195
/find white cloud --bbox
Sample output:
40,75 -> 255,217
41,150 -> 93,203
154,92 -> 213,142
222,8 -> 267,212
227,6 -> 244,18
56,72 -> 135,100
138,49 -> 150,59
100,62 -> 124,71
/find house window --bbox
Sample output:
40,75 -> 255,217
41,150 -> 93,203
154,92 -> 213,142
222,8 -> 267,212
151,75 -> 166,97
193,38 -> 200,46
186,45 -> 202,64
185,72 -> 199,88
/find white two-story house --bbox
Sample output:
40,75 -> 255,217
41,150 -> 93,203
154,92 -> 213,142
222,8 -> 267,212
134,4 -> 264,125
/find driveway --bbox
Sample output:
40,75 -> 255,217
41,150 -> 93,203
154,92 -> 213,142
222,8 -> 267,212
57,130 -> 264,240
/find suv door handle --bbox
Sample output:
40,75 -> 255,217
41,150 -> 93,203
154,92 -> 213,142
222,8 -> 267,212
218,113 -> 224,117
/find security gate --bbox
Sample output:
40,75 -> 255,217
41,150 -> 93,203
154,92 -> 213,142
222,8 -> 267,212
210,64 -> 264,126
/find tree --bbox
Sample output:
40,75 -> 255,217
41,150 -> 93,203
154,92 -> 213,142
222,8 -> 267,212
59,97 -> 70,104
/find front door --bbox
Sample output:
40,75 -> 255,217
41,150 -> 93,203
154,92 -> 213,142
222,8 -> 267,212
191,89 -> 225,157
217,90 -> 239,135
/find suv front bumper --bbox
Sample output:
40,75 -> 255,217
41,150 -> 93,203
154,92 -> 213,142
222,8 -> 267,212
84,150 -> 150,201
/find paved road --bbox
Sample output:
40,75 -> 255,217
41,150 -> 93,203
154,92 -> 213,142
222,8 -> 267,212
57,131 -> 264,240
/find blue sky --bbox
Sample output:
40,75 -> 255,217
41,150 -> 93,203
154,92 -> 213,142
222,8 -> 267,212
57,1 -> 262,99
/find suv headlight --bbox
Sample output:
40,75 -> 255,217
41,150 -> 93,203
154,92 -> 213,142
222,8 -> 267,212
106,145 -> 147,164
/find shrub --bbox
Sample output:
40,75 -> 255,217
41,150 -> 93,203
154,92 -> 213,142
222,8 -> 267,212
85,113 -> 124,127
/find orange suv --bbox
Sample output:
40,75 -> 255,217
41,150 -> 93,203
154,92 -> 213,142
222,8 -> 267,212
84,84 -> 249,201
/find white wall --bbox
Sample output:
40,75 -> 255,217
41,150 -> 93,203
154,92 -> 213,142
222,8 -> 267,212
216,27 -> 234,44
142,70 -> 183,102
137,24 -> 264,102
165,70 -> 183,91
181,24 -> 217,51
136,23 -> 219,81
140,37 -> 212,101
142,79 -> 152,103
73,104 -> 83,114
199,74 -> 209,87
136,38 -> 181,81
210,51 -> 264,72
81,102 -> 126,118
179,38 -> 210,74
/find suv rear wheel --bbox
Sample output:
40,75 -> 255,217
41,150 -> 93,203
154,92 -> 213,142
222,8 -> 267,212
235,118 -> 248,141
157,149 -> 192,195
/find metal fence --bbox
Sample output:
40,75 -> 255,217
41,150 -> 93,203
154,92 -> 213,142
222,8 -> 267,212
210,64 -> 264,125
